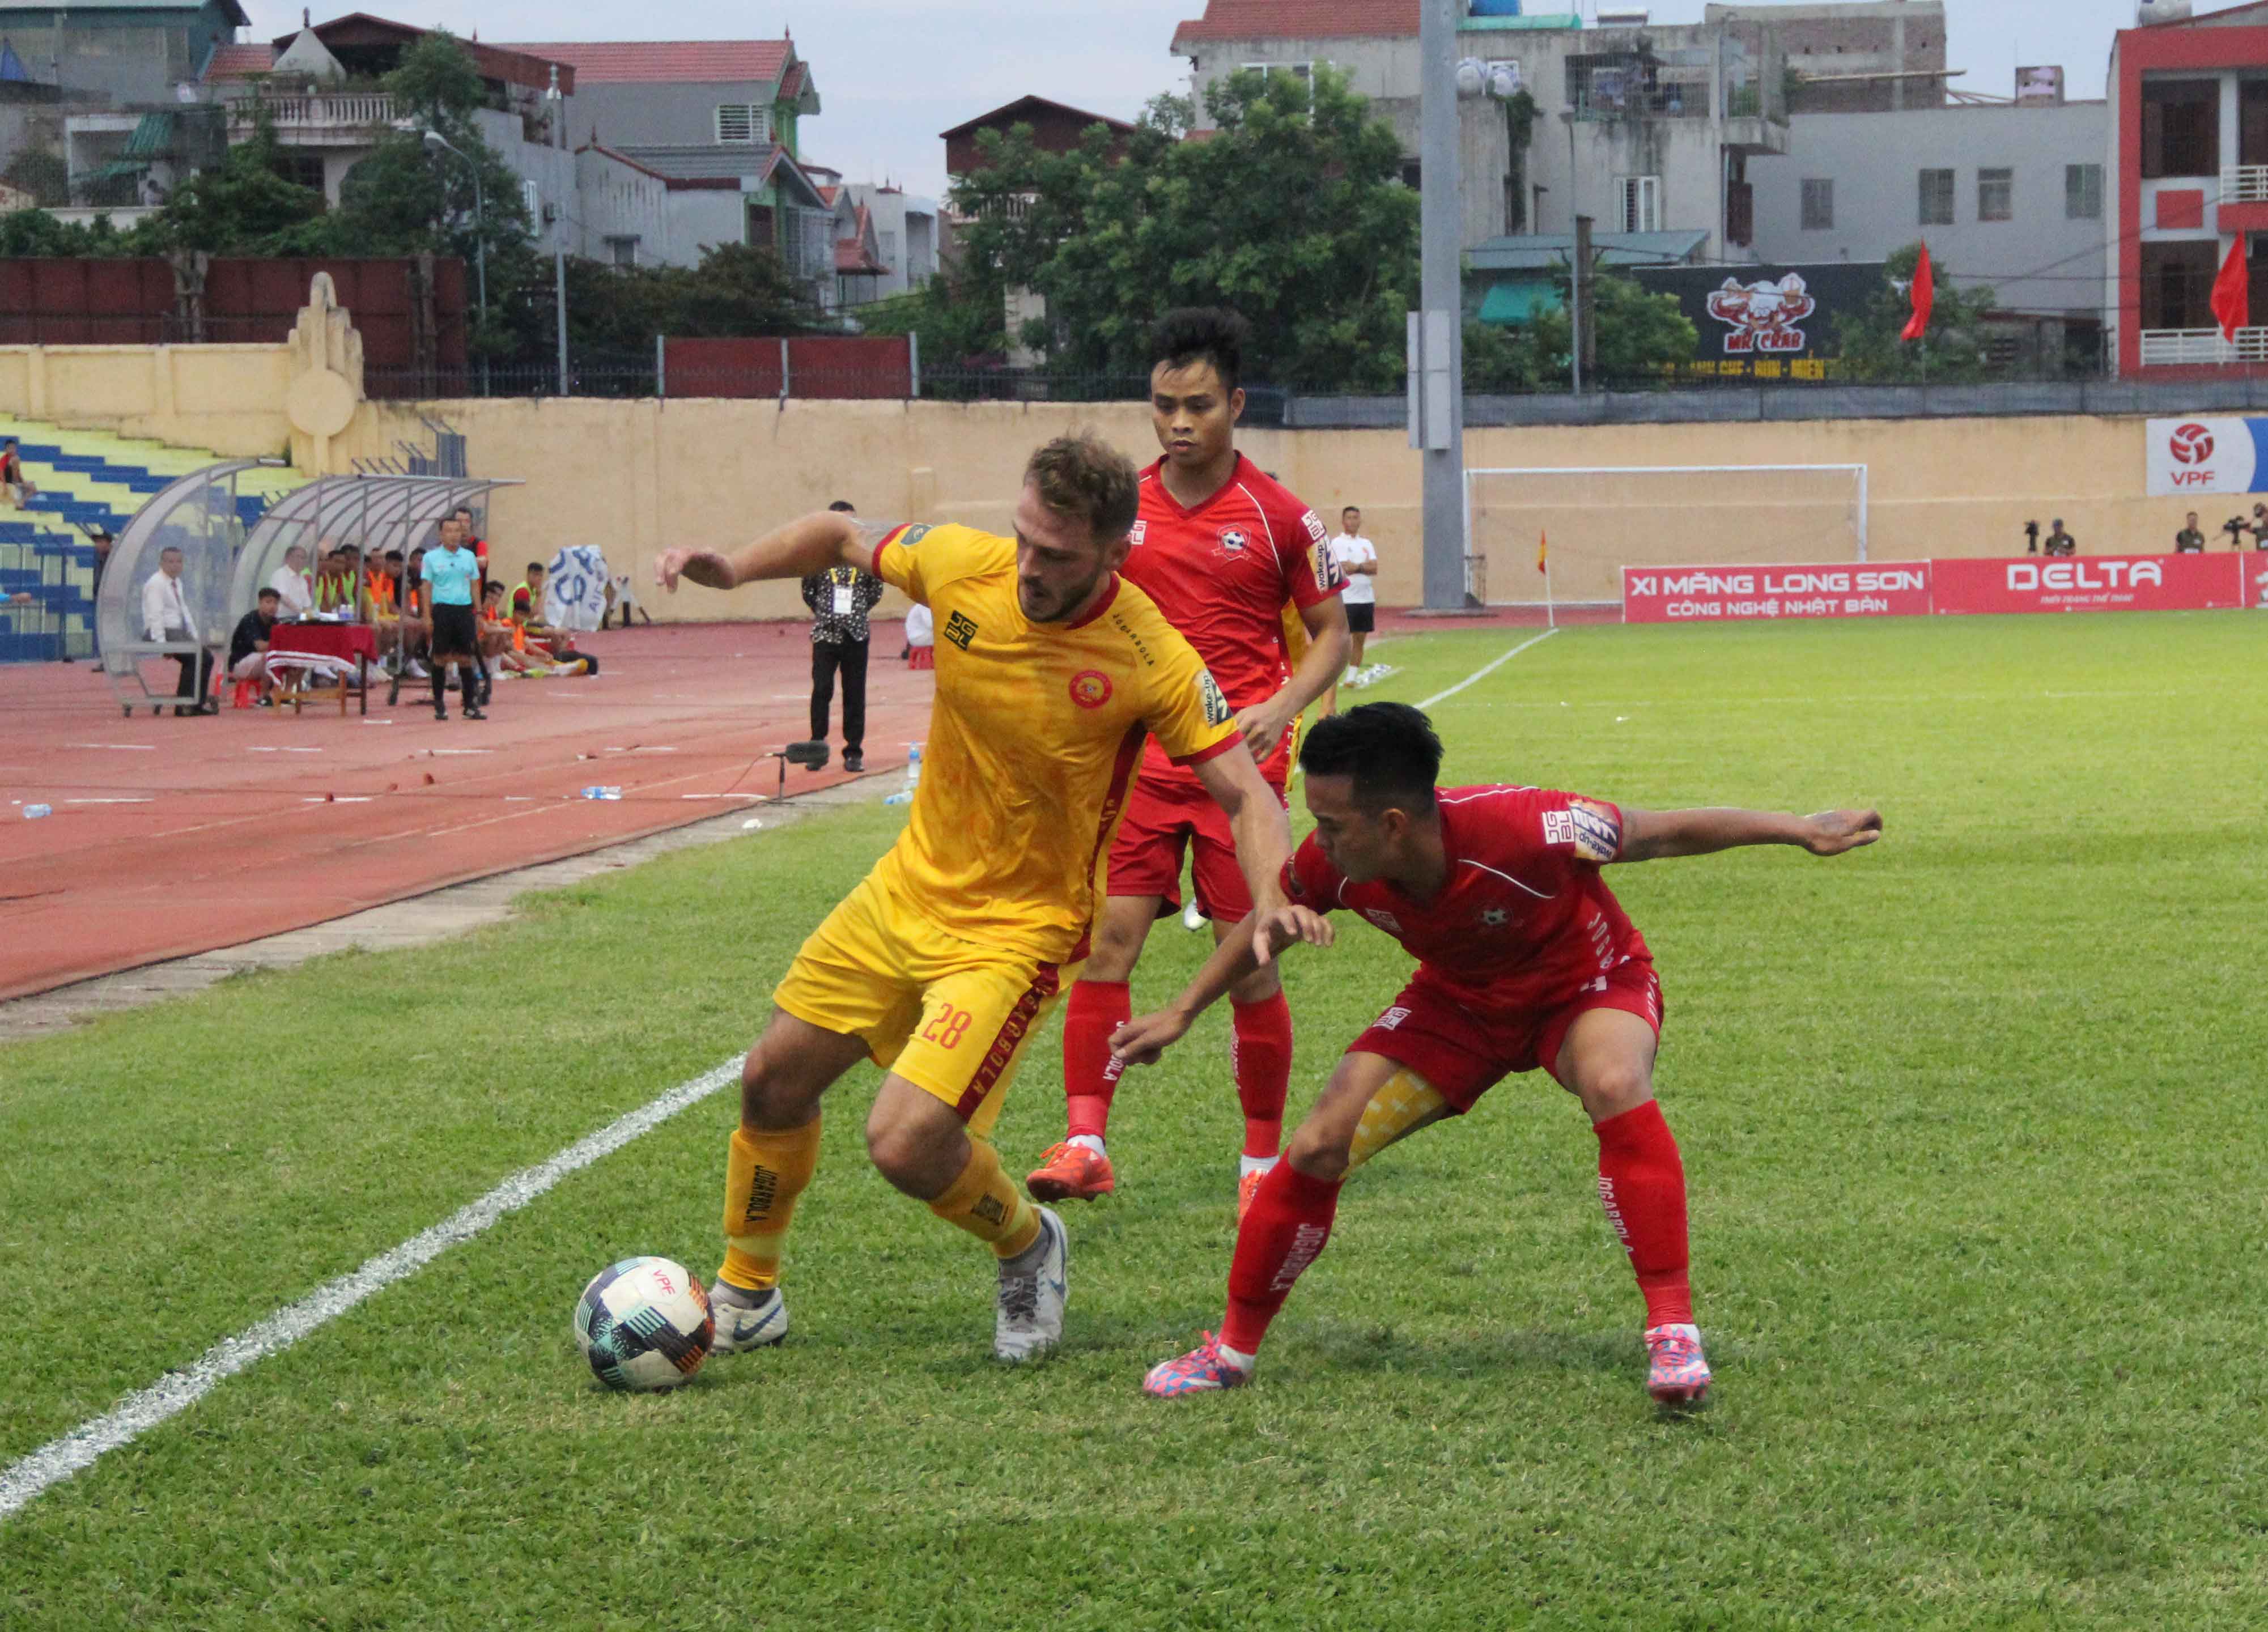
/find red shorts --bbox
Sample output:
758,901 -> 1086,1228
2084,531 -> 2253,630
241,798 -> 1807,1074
1106,762 -> 1289,922
1348,958 -> 1664,1112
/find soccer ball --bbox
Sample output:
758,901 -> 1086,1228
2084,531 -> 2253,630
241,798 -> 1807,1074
572,1256 -> 715,1392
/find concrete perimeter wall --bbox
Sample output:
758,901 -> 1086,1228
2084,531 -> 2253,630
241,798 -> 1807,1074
0,341 -> 2189,616
357,400 -> 2174,615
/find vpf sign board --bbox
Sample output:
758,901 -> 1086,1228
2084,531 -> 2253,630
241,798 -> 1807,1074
2146,417 -> 2268,496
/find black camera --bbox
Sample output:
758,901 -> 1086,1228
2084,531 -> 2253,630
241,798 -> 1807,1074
2224,516 -> 2249,541
2023,520 -> 2041,554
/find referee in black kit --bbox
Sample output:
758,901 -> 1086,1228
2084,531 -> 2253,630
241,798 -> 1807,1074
802,500 -> 885,772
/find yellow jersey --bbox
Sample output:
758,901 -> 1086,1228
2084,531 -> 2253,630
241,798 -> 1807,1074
870,521 -> 1240,964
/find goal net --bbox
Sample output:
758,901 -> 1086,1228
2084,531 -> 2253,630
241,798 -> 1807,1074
1462,465 -> 1869,609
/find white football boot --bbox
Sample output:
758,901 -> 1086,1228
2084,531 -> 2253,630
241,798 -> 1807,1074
995,1206 -> 1069,1362
709,1281 -> 789,1352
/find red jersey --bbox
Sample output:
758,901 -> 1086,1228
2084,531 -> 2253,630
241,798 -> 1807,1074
1123,454 -> 1341,788
1283,785 -> 1652,1014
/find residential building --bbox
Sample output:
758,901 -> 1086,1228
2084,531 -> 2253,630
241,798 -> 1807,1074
0,0 -> 244,106
848,182 -> 940,298
1748,94 -> 2109,366
194,14 -> 576,252
498,37 -> 831,286
2106,0 -> 2268,376
941,96 -> 1135,362
1168,1 -> 1789,260
1705,1 -> 1948,114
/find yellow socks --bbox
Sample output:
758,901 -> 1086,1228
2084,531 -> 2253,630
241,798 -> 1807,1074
719,1119 -> 821,1293
928,1138 -> 1042,1260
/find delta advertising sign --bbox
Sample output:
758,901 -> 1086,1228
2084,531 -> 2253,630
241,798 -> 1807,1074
2146,417 -> 2268,496
1623,555 -> 2251,622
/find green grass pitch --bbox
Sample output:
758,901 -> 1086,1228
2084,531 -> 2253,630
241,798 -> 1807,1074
3,612 -> 2265,1629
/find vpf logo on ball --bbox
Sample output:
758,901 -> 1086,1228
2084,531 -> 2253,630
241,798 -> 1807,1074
2170,423 -> 2215,465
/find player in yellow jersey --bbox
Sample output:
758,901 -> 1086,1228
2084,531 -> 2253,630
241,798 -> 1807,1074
654,435 -> 1294,1363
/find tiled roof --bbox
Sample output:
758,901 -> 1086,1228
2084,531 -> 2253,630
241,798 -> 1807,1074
938,95 -> 1138,140
1171,0 -> 1420,49
498,40 -> 789,85
203,42 -> 278,81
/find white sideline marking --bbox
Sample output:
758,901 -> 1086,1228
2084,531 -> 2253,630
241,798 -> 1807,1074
1417,628 -> 1561,709
65,743 -> 155,751
0,1057 -> 741,1524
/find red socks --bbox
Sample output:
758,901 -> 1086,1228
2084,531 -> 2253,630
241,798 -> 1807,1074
1061,979 -> 1131,1142
1593,1100 -> 1693,1327
1230,991 -> 1293,1159
1221,1161 -> 1341,1354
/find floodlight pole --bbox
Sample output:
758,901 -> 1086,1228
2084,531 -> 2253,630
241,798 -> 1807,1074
424,129 -> 489,396
547,67 -> 568,397
1415,0 -> 1467,612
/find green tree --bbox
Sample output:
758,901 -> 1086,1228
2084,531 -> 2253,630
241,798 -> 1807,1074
151,108 -> 325,254
305,31 -> 537,361
950,65 -> 1420,390
562,243 -> 821,359
2,148 -> 70,208
1832,243 -> 2001,382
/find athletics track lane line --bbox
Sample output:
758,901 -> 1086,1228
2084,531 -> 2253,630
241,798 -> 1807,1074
0,1057 -> 743,1523
1416,627 -> 1561,710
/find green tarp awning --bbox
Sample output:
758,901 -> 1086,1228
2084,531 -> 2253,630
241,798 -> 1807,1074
1478,280 -> 1562,326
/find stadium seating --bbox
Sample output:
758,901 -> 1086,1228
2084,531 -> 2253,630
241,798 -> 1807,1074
0,418 -> 303,662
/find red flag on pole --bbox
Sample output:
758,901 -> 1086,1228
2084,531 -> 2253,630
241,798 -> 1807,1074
2212,237 -> 2250,342
1537,531 -> 1548,575
1901,243 -> 1935,342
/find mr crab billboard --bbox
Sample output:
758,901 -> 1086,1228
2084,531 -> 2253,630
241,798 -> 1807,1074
1633,261 -> 1885,374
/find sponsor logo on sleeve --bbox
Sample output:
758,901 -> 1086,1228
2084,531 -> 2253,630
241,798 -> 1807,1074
944,610 -> 980,651
1542,810 -> 1575,847
893,523 -> 933,550
1197,668 -> 1233,726
1376,1004 -> 1411,1030
1314,536 -> 1341,590
1362,908 -> 1404,933
1128,520 -> 1148,549
1568,798 -> 1621,863
1302,510 -> 1328,543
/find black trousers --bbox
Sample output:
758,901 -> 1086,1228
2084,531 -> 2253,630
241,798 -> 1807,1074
172,649 -> 211,704
810,638 -> 868,751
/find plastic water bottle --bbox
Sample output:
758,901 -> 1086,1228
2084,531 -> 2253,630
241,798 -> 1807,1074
22,804 -> 50,820
579,786 -> 622,801
883,744 -> 921,806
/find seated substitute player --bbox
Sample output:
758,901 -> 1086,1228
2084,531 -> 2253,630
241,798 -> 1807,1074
1029,307 -> 1350,1217
652,434 -> 1293,1364
1118,702 -> 1883,1404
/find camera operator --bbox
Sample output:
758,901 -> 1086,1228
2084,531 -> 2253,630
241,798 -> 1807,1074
2176,512 -> 2207,554
2041,520 -> 2077,558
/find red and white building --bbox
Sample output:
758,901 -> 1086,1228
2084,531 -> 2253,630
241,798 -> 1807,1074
2110,0 -> 2268,375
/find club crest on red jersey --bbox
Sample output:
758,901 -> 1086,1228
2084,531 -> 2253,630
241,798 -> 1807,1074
1217,528 -> 1248,555
1069,669 -> 1112,709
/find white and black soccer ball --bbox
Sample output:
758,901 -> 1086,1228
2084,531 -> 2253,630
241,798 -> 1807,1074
573,1256 -> 715,1392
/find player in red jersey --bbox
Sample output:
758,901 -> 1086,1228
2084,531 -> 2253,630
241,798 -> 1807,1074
1119,702 -> 1883,1404
1027,309 -> 1350,1214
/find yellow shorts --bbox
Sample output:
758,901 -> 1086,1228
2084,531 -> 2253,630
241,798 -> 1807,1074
773,870 -> 1076,1140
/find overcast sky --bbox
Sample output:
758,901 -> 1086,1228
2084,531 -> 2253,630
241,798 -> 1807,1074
239,0 -> 2250,202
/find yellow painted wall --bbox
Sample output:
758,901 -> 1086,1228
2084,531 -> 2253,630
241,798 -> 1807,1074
366,400 -> 2169,619
0,345 -> 295,456
0,338 -> 2190,618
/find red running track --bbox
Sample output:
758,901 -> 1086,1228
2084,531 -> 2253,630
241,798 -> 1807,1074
0,620 -> 935,1002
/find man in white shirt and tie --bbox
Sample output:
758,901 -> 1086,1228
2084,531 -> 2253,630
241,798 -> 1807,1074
1323,505 -> 1379,714
140,544 -> 212,715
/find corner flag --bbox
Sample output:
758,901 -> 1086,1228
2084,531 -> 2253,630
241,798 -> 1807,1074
1537,532 -> 1548,575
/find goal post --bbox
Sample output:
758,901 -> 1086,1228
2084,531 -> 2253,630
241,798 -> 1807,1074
1462,464 -> 1870,610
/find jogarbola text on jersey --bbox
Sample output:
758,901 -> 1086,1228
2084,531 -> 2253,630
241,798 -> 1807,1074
1107,612 -> 1156,668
